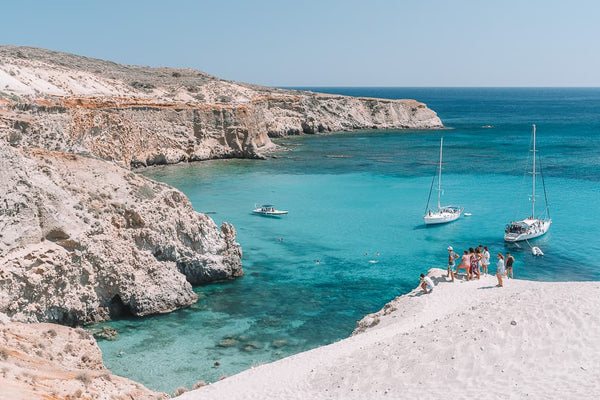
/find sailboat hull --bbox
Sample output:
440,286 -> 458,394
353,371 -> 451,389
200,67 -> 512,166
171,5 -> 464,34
504,219 -> 551,242
424,206 -> 464,225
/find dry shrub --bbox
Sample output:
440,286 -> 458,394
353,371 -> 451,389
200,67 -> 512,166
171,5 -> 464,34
76,372 -> 92,385
192,380 -> 207,389
172,387 -> 188,397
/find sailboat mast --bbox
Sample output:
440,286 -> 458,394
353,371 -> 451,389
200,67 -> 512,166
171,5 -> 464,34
532,124 -> 536,218
437,137 -> 443,210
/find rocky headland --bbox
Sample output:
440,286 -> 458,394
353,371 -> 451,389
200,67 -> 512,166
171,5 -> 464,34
0,141 -> 242,325
0,45 -> 444,397
0,45 -> 443,326
0,46 -> 442,168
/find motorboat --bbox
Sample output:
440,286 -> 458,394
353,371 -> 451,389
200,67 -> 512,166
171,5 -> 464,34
252,204 -> 288,216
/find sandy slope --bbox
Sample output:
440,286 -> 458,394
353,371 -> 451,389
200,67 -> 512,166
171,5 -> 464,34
179,269 -> 600,400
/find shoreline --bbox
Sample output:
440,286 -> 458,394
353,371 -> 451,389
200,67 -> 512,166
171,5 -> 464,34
178,268 -> 600,399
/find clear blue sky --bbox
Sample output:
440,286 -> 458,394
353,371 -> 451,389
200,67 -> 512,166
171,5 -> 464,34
2,0 -> 599,87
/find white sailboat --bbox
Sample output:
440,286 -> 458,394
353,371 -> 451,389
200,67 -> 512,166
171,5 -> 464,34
504,124 -> 551,242
423,137 -> 463,225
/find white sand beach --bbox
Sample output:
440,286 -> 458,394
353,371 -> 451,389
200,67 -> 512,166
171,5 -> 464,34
180,269 -> 600,399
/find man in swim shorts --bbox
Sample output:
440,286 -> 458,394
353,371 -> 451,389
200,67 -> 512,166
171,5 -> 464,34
447,246 -> 459,282
505,252 -> 514,278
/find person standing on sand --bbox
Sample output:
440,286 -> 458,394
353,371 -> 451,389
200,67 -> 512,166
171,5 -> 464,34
482,246 -> 490,275
471,248 -> 481,280
456,250 -> 471,279
505,252 -> 515,279
496,253 -> 505,287
466,247 -> 476,280
447,246 -> 459,282
420,273 -> 435,294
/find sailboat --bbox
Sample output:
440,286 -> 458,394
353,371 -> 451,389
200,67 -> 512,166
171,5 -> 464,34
504,124 -> 551,242
423,137 -> 463,225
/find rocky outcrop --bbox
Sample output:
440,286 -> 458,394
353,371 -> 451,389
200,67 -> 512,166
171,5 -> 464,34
0,46 -> 442,168
0,314 -> 168,399
0,141 -> 242,325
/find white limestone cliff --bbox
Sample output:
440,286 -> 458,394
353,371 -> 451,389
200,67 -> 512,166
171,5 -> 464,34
0,141 -> 242,325
0,46 -> 443,168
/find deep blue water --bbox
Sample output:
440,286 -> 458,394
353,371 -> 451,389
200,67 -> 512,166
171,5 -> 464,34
94,88 -> 600,393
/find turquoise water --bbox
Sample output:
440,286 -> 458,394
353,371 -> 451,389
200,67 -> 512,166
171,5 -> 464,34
94,88 -> 600,393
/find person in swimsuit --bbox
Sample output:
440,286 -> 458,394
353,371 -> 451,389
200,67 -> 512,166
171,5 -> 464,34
471,248 -> 481,280
447,246 -> 459,282
456,250 -> 471,279
482,246 -> 490,275
505,252 -> 515,279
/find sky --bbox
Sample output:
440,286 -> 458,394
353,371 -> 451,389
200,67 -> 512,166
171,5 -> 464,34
2,0 -> 599,87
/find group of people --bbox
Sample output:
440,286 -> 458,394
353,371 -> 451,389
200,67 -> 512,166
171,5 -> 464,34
446,245 -> 487,282
446,245 -> 514,286
494,251 -> 515,287
421,245 -> 515,293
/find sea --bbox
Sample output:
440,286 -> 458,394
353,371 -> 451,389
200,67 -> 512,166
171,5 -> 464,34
92,88 -> 600,394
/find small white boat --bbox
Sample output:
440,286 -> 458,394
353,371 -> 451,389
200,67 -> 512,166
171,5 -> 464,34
423,137 -> 463,225
252,204 -> 288,216
531,246 -> 544,256
504,125 -> 551,242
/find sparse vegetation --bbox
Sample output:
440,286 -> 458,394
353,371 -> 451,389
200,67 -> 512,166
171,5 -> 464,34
173,386 -> 188,396
192,380 -> 207,389
100,372 -> 112,382
76,328 -> 89,339
137,183 -> 155,199
75,372 -> 92,385
130,81 -> 156,90
0,348 -> 8,360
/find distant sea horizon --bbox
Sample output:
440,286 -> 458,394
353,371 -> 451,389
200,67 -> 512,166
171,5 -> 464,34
96,87 -> 600,393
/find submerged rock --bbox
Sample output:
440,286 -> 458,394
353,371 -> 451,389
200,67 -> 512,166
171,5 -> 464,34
0,142 -> 242,325
271,339 -> 288,349
218,338 -> 239,348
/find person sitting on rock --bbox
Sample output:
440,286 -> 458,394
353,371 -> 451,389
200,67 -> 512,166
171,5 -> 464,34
420,273 -> 435,294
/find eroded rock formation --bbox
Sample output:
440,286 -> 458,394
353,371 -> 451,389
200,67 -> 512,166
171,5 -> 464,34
0,46 -> 442,168
0,314 -> 168,399
0,141 -> 242,325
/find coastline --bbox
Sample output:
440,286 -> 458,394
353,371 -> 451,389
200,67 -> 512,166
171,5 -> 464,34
179,269 -> 600,399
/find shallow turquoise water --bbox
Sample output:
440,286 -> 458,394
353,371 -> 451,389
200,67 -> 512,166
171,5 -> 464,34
94,88 -> 600,393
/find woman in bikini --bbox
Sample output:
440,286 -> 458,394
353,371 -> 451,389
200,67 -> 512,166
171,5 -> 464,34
455,250 -> 471,279
471,248 -> 481,280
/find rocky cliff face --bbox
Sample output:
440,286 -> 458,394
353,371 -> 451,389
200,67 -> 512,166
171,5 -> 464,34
0,141 -> 242,325
0,314 -> 168,399
0,46 -> 443,168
